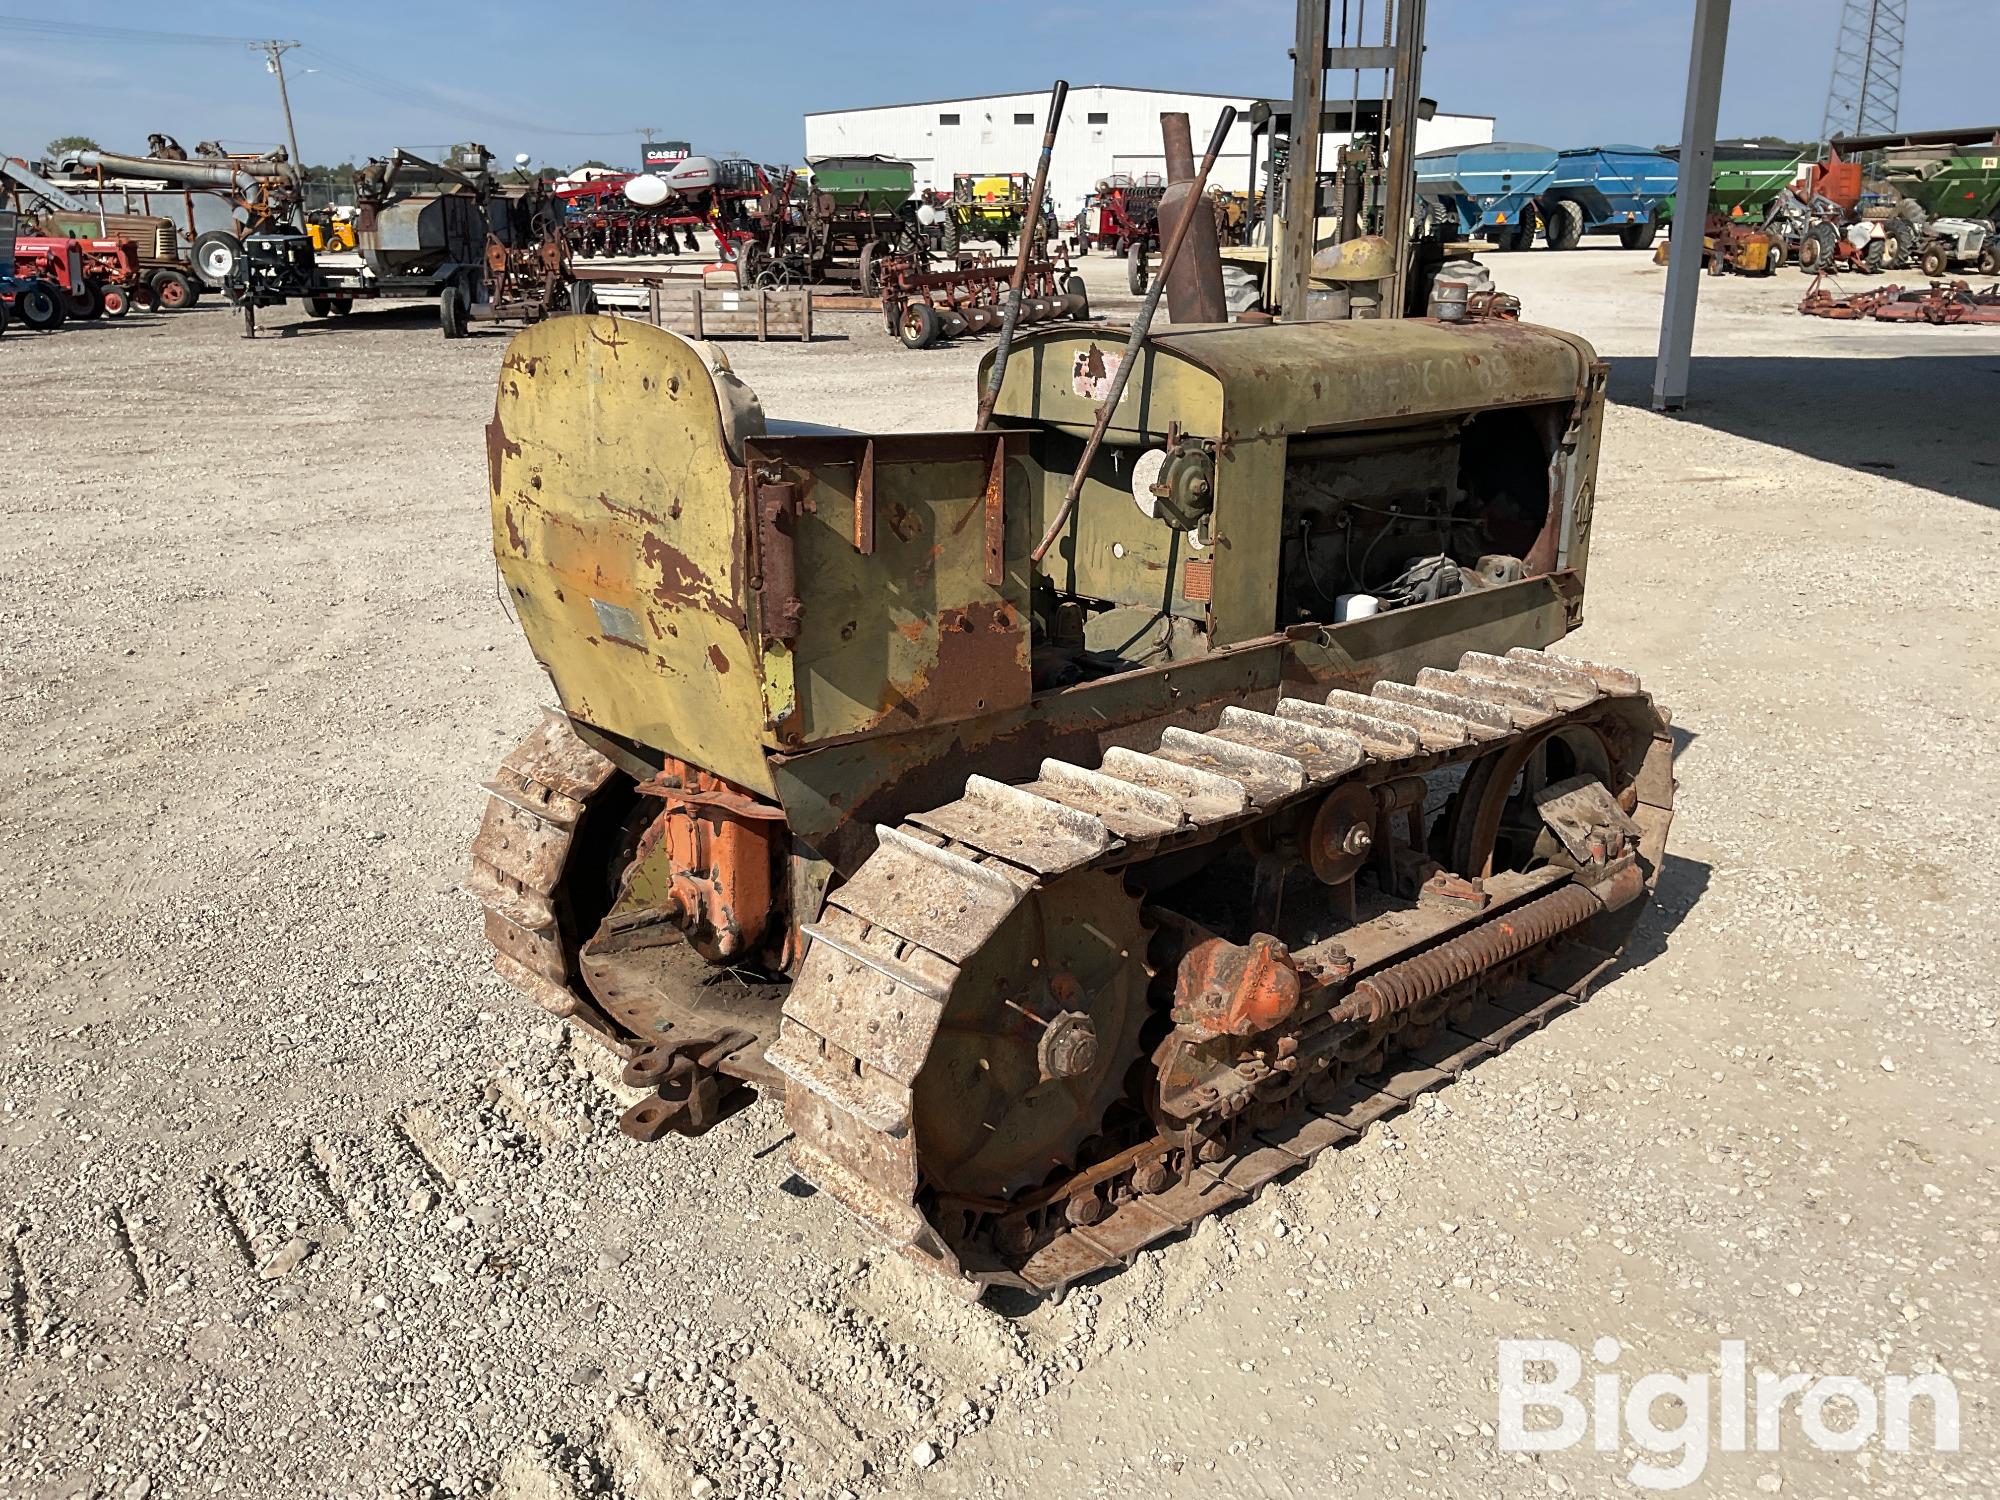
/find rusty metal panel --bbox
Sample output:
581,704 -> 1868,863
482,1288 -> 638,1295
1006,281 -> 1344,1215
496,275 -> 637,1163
983,320 -> 1592,440
747,431 -> 1033,749
488,317 -> 776,794
980,335 -> 1222,441
771,573 -> 1581,873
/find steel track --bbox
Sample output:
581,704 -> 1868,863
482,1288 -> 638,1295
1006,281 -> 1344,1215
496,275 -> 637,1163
769,647 -> 1675,1296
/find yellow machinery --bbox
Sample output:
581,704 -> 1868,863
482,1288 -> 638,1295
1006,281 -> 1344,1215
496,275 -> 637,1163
469,312 -> 1674,1297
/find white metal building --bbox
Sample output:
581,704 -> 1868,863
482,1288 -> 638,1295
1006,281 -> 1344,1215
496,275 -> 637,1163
803,84 -> 1494,221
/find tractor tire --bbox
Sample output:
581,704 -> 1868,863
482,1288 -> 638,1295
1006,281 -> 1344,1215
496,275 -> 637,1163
15,282 -> 65,331
897,301 -> 942,350
1919,243 -> 1949,278
0,300 -> 9,337
1544,199 -> 1585,251
1220,263 -> 1264,317
440,282 -> 469,340
1799,223 -> 1839,272
1979,243 -> 2000,277
941,215 -> 961,258
308,296 -> 333,318
152,269 -> 194,310
993,231 -> 1009,258
1880,220 -> 1913,271
193,230 -> 243,288
1128,242 -> 1149,294
1618,217 -> 1658,251
68,283 -> 103,320
101,285 -> 130,318
1861,235 -> 1885,274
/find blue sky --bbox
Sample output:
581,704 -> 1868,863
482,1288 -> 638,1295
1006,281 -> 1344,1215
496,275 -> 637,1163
3,0 -> 1993,170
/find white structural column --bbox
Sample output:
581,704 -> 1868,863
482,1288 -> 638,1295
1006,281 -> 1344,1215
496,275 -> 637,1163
1653,0 -> 1733,412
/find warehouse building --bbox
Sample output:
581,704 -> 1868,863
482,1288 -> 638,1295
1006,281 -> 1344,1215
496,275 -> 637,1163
803,84 -> 1494,222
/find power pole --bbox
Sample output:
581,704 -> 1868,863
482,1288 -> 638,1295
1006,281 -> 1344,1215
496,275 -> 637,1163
1819,0 -> 1905,145
253,40 -> 305,181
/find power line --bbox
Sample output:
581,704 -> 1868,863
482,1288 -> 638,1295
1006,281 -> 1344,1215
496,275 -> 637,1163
0,15 -> 260,46
0,15 -> 643,143
300,46 -> 638,138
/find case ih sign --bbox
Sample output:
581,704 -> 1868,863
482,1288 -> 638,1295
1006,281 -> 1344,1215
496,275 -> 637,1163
641,141 -> 692,169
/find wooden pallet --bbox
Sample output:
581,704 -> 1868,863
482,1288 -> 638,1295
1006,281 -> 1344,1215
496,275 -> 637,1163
592,280 -> 815,342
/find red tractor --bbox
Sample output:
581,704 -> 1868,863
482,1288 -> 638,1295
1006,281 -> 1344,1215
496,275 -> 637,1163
21,232 -> 153,316
1071,173 -> 1166,292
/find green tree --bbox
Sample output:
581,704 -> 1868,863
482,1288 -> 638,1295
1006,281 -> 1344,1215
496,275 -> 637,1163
45,134 -> 100,159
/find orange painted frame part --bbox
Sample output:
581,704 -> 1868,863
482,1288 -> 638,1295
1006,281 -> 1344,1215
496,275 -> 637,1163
635,757 -> 784,964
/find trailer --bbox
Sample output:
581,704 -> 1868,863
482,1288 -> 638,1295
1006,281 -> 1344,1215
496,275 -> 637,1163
1660,142 -> 1804,225
1834,126 -> 2000,224
208,145 -> 583,338
1414,142 -> 1555,250
1539,145 -> 1678,249
303,148 -> 582,336
737,155 -> 922,292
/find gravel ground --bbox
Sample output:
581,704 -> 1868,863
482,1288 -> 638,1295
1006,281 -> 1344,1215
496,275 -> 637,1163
2,243 -> 1997,1499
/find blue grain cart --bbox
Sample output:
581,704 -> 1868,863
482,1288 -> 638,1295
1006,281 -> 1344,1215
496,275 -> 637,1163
1539,145 -> 1678,250
1415,143 -> 1557,250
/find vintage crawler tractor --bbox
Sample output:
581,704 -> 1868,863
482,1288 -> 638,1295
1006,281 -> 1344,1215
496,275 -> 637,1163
472,312 -> 1675,1297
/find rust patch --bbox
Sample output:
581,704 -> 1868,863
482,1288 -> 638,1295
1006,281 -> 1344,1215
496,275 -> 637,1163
877,599 -> 1027,725
595,490 -> 665,527
504,505 -> 524,556
896,619 -> 927,644
485,412 -> 522,497
640,532 -> 745,627
707,644 -> 732,675
501,350 -> 546,377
